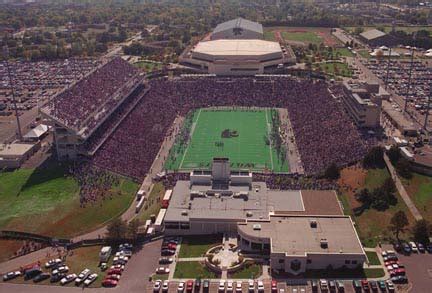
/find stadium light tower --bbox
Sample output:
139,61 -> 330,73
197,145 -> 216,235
2,46 -> 23,141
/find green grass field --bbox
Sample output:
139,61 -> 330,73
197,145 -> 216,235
282,31 -> 323,45
315,62 -> 352,77
178,235 -> 222,258
0,164 -> 137,238
174,261 -> 219,279
165,108 -> 289,173
402,172 -> 432,222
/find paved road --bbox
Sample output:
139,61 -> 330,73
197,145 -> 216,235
0,107 -> 38,143
384,154 -> 423,221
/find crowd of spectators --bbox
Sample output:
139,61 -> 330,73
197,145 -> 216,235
42,57 -> 140,132
69,163 -> 119,207
90,76 -> 370,179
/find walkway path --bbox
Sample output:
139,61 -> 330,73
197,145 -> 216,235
384,154 -> 423,221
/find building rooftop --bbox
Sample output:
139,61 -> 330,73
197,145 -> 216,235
212,18 -> 263,35
0,143 -> 35,158
360,29 -> 386,41
238,215 -> 364,255
193,39 -> 282,56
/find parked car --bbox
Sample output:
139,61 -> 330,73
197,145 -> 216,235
271,279 -> 278,292
248,279 -> 255,292
50,273 -> 65,283
257,280 -> 264,292
426,243 -> 432,253
194,279 -> 201,292
102,279 -> 118,287
352,280 -> 362,292
2,271 -> 21,281
377,280 -> 386,292
52,265 -> 69,275
227,280 -> 233,292
107,268 -> 123,275
402,242 -> 411,254
186,279 -> 194,292
417,243 -> 425,253
24,268 -> 42,281
386,280 -> 395,292
361,279 -> 369,291
154,279 -> 162,292
369,280 -> 378,292
320,279 -> 329,292
203,279 -> 210,293
311,280 -> 318,292
119,243 -> 133,250
219,280 -> 226,292
328,280 -> 336,292
178,281 -> 185,292
409,241 -> 418,253
336,280 -> 344,292
33,273 -> 50,283
391,275 -> 408,284
159,257 -> 173,264
110,264 -> 125,271
236,281 -> 242,293
156,267 -> 170,274
107,274 -> 121,281
45,258 -> 62,268
162,280 -> 169,292
84,273 -> 98,286
60,273 -> 77,285
161,249 -> 175,256
75,269 -> 91,285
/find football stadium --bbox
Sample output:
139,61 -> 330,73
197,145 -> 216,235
164,108 -> 289,173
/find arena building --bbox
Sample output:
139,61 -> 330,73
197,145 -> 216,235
180,19 -> 296,75
210,18 -> 263,40
40,57 -> 144,160
164,158 -> 366,274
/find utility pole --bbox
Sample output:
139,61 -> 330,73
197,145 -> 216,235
424,82 -> 432,131
2,46 -> 23,141
385,47 -> 392,88
404,32 -> 416,114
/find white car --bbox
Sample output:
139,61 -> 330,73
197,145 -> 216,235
178,281 -> 185,292
45,258 -> 62,268
219,280 -> 226,292
52,265 -> 69,275
227,280 -> 233,292
154,280 -> 162,292
257,280 -> 264,292
162,280 -> 169,292
108,274 -> 121,281
75,269 -> 91,285
248,279 -> 255,292
2,271 -> 21,281
155,267 -> 170,274
60,273 -> 77,285
110,264 -> 125,271
84,273 -> 98,286
235,281 -> 242,292
409,241 -> 418,252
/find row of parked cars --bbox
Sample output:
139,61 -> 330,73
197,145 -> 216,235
154,279 -> 266,293
394,241 -> 432,254
102,243 -> 133,287
2,258 -> 97,287
382,250 -> 409,285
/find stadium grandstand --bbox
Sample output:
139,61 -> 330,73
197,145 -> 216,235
40,57 -> 144,160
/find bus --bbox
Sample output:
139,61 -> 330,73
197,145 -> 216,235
162,189 -> 172,208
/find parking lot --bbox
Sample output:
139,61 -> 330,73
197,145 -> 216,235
396,251 -> 432,292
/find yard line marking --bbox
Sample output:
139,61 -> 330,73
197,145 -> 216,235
179,109 -> 201,170
265,108 -> 274,170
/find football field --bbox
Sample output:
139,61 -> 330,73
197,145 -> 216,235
165,108 -> 289,173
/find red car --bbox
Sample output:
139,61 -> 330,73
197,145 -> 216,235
361,279 -> 369,291
271,280 -> 278,292
186,280 -> 194,292
394,268 -> 406,276
102,279 -> 118,287
107,268 -> 122,275
384,260 -> 397,266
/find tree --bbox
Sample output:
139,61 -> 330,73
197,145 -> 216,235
396,158 -> 412,179
363,146 -> 384,168
387,145 -> 401,164
127,218 -> 140,241
381,178 -> 396,195
324,163 -> 340,180
412,219 -> 432,244
106,218 -> 128,239
389,210 -> 409,240
355,188 -> 372,207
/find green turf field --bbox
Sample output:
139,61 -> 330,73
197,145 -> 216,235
165,108 -> 289,173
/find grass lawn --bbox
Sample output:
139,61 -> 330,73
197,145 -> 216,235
344,25 -> 432,34
282,31 -> 323,45
366,251 -> 381,266
133,61 -> 162,72
229,262 -> 261,279
402,172 -> 432,222
0,163 -> 138,238
316,62 -> 352,77
178,235 -> 222,258
152,273 -> 169,281
358,50 -> 371,59
165,108 -> 289,173
138,182 -> 164,223
338,166 -> 414,247
174,261 -> 218,279
334,47 -> 354,57
263,30 -> 276,41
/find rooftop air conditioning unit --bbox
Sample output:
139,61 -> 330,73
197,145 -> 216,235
310,220 -> 317,228
246,211 -> 253,217
252,224 -> 261,231
320,238 -> 328,249
181,210 -> 188,216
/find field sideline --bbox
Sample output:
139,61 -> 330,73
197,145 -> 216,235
165,108 -> 289,173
